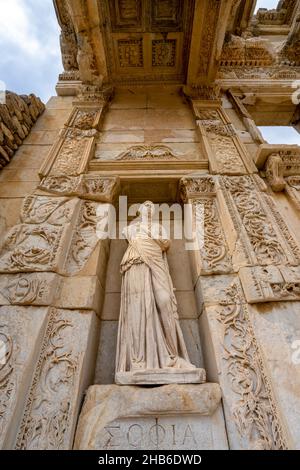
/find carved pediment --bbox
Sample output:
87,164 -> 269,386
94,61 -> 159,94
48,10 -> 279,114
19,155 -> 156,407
116,145 -> 179,160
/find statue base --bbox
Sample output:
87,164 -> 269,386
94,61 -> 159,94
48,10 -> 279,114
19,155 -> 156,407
115,368 -> 206,385
74,383 -> 228,450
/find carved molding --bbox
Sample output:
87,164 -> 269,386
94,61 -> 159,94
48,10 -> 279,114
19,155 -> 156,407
15,308 -> 97,450
38,175 -> 120,203
63,201 -> 106,275
39,107 -> 107,178
0,273 -> 58,306
220,175 -> 300,266
194,105 -> 256,175
220,35 -> 275,67
180,176 -> 216,202
180,176 -> 232,275
217,286 -> 289,450
0,195 -> 80,274
240,265 -> 300,303
116,144 -> 179,161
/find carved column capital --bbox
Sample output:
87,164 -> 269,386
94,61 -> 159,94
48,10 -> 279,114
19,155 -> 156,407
179,176 -> 216,202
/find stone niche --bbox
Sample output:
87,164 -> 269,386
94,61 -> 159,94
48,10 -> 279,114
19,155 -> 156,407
75,187 -> 228,450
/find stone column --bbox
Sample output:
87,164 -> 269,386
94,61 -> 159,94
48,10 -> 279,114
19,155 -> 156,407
177,95 -> 300,449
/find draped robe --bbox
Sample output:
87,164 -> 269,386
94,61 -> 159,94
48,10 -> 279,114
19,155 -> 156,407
116,221 -> 195,374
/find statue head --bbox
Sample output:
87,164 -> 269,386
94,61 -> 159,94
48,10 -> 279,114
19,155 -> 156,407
138,201 -> 155,222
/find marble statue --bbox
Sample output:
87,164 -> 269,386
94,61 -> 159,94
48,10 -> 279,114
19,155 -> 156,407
115,201 -> 205,385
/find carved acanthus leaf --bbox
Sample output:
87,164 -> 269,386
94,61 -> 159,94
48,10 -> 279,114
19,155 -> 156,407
117,145 -> 179,161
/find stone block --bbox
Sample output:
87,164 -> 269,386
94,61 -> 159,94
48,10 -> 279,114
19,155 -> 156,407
0,306 -> 49,449
55,276 -> 104,316
15,308 -> 100,450
0,273 -> 58,306
74,383 -> 227,450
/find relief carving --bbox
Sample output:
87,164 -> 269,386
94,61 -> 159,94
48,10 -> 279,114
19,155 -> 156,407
220,176 -> 297,266
39,175 -> 119,202
15,309 -> 79,450
180,177 -> 232,274
180,176 -> 216,202
220,35 -> 275,66
152,39 -> 176,67
0,325 -> 13,440
0,224 -> 65,273
118,39 -> 143,67
82,176 -> 120,202
193,198 -> 232,274
218,286 -> 288,450
50,128 -> 95,177
21,196 -> 77,225
117,145 -> 179,160
0,273 -> 58,306
39,175 -> 83,196
64,201 -> 105,275
40,107 -> 104,178
196,112 -> 247,174
240,265 -> 300,303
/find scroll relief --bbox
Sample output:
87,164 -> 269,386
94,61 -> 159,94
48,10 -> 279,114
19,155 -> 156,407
194,109 -> 251,175
0,195 -> 80,274
219,175 -> 300,267
0,306 -> 48,449
180,176 -> 232,275
217,284 -> 288,450
15,308 -> 94,450
39,107 -> 105,178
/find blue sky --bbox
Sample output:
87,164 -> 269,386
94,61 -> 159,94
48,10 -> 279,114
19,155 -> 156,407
255,0 -> 279,12
0,0 -> 62,104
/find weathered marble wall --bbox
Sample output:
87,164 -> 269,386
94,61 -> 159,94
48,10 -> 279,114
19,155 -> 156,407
0,86 -> 300,450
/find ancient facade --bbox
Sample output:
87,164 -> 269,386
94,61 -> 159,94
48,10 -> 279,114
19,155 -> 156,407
0,0 -> 300,450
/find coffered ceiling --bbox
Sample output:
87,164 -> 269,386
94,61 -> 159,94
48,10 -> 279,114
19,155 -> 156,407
56,0 -> 286,92
97,0 -> 195,84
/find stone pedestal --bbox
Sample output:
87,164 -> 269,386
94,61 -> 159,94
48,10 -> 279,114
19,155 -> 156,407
115,368 -> 206,385
74,383 -> 228,450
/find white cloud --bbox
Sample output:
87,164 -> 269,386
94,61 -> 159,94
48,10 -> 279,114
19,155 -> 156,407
0,0 -> 41,55
0,0 -> 62,102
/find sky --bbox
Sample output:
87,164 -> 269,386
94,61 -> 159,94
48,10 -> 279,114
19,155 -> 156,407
254,0 -> 279,12
0,0 -> 62,104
